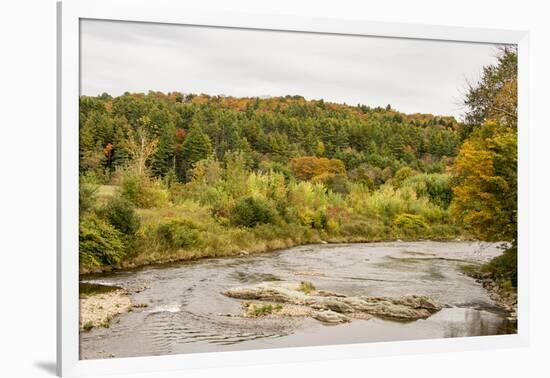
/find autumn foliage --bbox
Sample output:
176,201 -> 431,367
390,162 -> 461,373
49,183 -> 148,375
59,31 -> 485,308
77,49 -> 517,287
450,121 -> 517,241
289,156 -> 346,181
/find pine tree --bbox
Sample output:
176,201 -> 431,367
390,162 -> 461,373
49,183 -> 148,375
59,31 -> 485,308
177,127 -> 213,181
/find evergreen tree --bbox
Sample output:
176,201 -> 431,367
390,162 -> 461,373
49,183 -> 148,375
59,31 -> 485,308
177,127 -> 213,181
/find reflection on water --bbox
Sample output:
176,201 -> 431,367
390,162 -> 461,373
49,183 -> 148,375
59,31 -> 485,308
80,241 -> 515,359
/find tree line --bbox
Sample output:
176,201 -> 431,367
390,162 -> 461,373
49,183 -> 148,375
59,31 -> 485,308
79,90 -> 462,185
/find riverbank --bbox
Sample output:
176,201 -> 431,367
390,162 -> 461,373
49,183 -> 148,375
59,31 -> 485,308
460,264 -> 517,321
80,233 -> 465,275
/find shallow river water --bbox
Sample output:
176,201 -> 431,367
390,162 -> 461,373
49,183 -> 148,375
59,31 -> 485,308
80,241 -> 515,359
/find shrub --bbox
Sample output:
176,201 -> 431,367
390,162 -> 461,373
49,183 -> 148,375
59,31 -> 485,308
352,184 -> 446,224
259,160 -> 294,181
223,151 -> 250,198
313,173 -> 350,195
393,166 -> 418,187
245,171 -> 287,204
340,218 -> 387,239
298,208 -> 327,230
482,245 -> 517,287
99,196 -> 140,237
120,171 -> 169,208
189,156 -> 223,185
230,196 -> 277,227
167,182 -> 188,204
401,173 -> 453,209
325,206 -> 349,232
288,180 -> 344,210
79,175 -> 98,215
79,214 -> 125,268
245,303 -> 283,317
360,185 -> 405,222
298,281 -> 316,294
348,166 -> 375,189
156,219 -> 201,249
393,213 -> 430,235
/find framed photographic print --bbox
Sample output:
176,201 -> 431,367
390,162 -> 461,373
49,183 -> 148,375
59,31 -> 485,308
57,0 -> 529,376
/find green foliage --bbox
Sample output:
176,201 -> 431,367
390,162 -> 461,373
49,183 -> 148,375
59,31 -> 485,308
178,127 -> 213,181
401,173 -> 453,209
79,155 -> 460,272
77,88 -> 513,273
463,46 -> 517,133
313,173 -> 350,195
120,171 -> 169,208
245,303 -> 283,317
339,218 -> 387,239
224,151 -> 251,198
259,160 -> 294,181
298,208 -> 328,230
190,156 -> 223,185
393,213 -> 430,236
348,165 -> 375,189
79,213 -> 125,268
231,196 -> 278,227
350,184 -> 445,225
393,166 -> 417,187
99,196 -> 140,238
79,175 -> 98,215
79,92 -> 460,184
79,282 -> 120,297
482,245 -> 517,287
298,281 -> 316,294
156,219 -> 201,249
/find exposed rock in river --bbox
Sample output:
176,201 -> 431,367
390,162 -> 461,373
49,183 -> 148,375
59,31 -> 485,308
80,289 -> 132,331
312,310 -> 351,324
222,282 -> 442,323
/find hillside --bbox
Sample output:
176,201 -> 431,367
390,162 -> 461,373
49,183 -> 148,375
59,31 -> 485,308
79,92 -> 462,184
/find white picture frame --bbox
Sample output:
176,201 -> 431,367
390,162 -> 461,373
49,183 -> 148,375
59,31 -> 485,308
57,0 -> 530,376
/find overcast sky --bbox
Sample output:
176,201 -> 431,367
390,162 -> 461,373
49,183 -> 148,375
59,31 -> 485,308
80,19 -> 499,119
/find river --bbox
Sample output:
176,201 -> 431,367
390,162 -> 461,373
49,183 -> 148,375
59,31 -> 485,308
80,241 -> 515,359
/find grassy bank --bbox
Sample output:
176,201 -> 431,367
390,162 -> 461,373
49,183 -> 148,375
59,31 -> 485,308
123,205 -> 458,272
80,162 -> 462,275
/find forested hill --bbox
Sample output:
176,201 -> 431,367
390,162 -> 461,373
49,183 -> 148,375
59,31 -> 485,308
79,92 -> 462,184
79,48 -> 518,292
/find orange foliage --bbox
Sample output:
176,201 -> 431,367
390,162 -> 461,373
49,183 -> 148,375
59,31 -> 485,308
103,143 -> 114,160
289,156 -> 346,181
175,128 -> 186,144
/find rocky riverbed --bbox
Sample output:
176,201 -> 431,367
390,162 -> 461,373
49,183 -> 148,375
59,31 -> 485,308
222,281 -> 442,323
79,286 -> 132,331
80,241 -> 516,359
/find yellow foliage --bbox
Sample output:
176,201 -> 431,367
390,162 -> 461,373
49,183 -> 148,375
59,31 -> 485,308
450,121 -> 517,241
